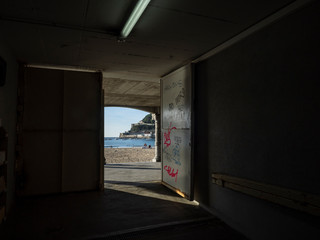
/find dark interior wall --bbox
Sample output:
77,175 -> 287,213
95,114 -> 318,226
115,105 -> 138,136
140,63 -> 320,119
194,62 -> 209,205
0,38 -> 18,212
194,1 -> 320,239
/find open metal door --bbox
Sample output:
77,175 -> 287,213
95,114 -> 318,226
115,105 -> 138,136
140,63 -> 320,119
61,71 -> 102,192
16,67 -> 103,196
161,64 -> 194,200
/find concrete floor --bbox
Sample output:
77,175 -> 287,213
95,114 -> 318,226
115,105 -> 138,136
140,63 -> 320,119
1,162 -> 247,239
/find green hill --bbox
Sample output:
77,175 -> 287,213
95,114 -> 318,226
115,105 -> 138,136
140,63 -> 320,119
129,114 -> 155,133
141,114 -> 155,124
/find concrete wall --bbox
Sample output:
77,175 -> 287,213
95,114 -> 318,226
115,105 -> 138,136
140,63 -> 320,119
0,38 -> 18,212
194,1 -> 320,239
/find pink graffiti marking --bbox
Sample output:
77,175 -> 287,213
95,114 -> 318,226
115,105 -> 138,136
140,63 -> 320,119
164,122 -> 176,147
164,165 -> 179,182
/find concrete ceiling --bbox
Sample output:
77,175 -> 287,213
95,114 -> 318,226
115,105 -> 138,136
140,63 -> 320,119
0,0 -> 293,108
103,78 -> 160,108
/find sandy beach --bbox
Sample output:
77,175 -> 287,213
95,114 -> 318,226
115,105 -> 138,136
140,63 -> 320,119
104,147 -> 155,163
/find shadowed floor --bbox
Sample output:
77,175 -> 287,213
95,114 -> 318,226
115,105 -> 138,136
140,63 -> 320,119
2,162 -> 247,239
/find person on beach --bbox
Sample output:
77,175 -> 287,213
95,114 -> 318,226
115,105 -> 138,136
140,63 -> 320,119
148,145 -> 151,149
142,143 -> 147,149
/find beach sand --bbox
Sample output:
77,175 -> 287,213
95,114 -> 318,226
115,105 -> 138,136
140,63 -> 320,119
104,148 -> 155,163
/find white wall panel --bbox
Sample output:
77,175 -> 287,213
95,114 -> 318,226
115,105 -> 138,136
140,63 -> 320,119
161,64 -> 193,199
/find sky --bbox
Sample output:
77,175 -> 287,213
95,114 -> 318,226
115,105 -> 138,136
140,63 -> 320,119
104,107 -> 149,137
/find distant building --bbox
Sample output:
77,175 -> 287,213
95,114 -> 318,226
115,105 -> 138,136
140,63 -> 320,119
119,131 -> 154,138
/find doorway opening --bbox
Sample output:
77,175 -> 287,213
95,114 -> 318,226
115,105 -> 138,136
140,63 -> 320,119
103,106 -> 198,209
103,106 -> 161,188
104,107 -> 156,162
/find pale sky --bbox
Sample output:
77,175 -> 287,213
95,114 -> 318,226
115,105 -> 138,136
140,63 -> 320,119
104,107 -> 149,137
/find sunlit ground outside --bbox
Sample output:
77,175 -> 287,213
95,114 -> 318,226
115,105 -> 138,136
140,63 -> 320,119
104,161 -> 198,205
103,107 -> 194,204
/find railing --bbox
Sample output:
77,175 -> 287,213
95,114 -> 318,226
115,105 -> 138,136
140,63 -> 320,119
212,173 -> 320,216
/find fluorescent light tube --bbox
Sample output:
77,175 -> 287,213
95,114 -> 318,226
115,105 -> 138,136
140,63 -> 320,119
120,0 -> 151,39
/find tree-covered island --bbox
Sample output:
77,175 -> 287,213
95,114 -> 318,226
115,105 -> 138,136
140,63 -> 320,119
119,113 -> 155,138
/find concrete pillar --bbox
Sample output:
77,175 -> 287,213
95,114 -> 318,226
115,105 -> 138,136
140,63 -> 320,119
152,113 -> 161,162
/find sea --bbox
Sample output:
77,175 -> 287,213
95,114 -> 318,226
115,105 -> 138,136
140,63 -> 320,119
104,137 -> 155,148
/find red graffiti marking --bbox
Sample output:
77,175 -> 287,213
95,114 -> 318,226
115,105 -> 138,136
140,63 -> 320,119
164,165 -> 179,182
164,122 -> 176,147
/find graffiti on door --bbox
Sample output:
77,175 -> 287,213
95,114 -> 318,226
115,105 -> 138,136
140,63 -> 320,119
164,122 -> 176,147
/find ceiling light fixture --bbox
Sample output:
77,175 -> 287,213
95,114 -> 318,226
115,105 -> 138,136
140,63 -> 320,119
119,0 -> 151,39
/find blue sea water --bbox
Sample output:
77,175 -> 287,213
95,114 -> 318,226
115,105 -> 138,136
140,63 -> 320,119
104,137 -> 155,148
